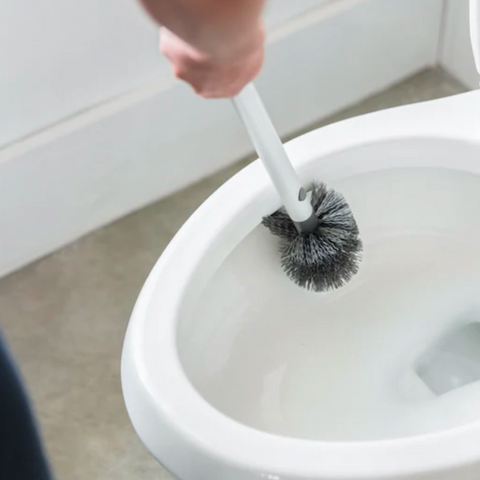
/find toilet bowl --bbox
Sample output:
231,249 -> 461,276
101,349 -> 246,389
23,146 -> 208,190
122,89 -> 480,480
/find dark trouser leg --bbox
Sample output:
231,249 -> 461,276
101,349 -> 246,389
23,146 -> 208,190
0,333 -> 53,480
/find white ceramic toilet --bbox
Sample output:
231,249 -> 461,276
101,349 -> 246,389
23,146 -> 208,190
122,3 -> 480,479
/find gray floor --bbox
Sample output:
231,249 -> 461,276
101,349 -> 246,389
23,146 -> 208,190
0,68 -> 467,480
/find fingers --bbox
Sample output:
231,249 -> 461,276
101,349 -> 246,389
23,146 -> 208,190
159,28 -> 265,99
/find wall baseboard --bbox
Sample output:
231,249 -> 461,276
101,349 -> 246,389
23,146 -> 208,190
0,0 -> 443,278
439,0 -> 478,89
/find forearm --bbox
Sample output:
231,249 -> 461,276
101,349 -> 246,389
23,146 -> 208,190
138,0 -> 266,60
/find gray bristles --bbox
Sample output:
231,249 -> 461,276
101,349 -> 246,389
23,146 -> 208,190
262,182 -> 362,292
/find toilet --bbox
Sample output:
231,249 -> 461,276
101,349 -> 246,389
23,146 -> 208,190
122,3 -> 480,480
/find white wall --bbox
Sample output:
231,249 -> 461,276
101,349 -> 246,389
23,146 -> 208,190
0,0 -> 444,277
0,0 -> 331,148
439,0 -> 479,89
264,0 -> 332,27
0,0 -> 161,148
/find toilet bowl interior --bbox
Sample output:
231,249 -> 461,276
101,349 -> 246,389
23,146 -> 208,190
177,139 -> 480,442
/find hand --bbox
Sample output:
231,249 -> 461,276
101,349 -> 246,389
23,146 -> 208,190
160,25 -> 265,99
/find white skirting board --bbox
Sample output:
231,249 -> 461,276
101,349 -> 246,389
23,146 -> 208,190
0,0 -> 443,278
439,0 -> 479,89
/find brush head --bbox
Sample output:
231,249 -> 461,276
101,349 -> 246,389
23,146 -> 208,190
262,182 -> 362,292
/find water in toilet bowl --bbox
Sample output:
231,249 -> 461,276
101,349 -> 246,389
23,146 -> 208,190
178,167 -> 480,442
416,321 -> 480,396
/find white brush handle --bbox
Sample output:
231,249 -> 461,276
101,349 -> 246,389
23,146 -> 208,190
232,83 -> 314,224
471,0 -> 480,78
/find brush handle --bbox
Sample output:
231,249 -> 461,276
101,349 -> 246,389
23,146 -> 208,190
232,83 -> 315,226
471,0 -> 480,78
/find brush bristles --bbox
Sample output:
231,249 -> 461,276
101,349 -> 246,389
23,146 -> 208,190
262,182 -> 362,292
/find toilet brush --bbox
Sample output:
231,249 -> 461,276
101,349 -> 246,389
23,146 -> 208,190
232,83 -> 362,292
